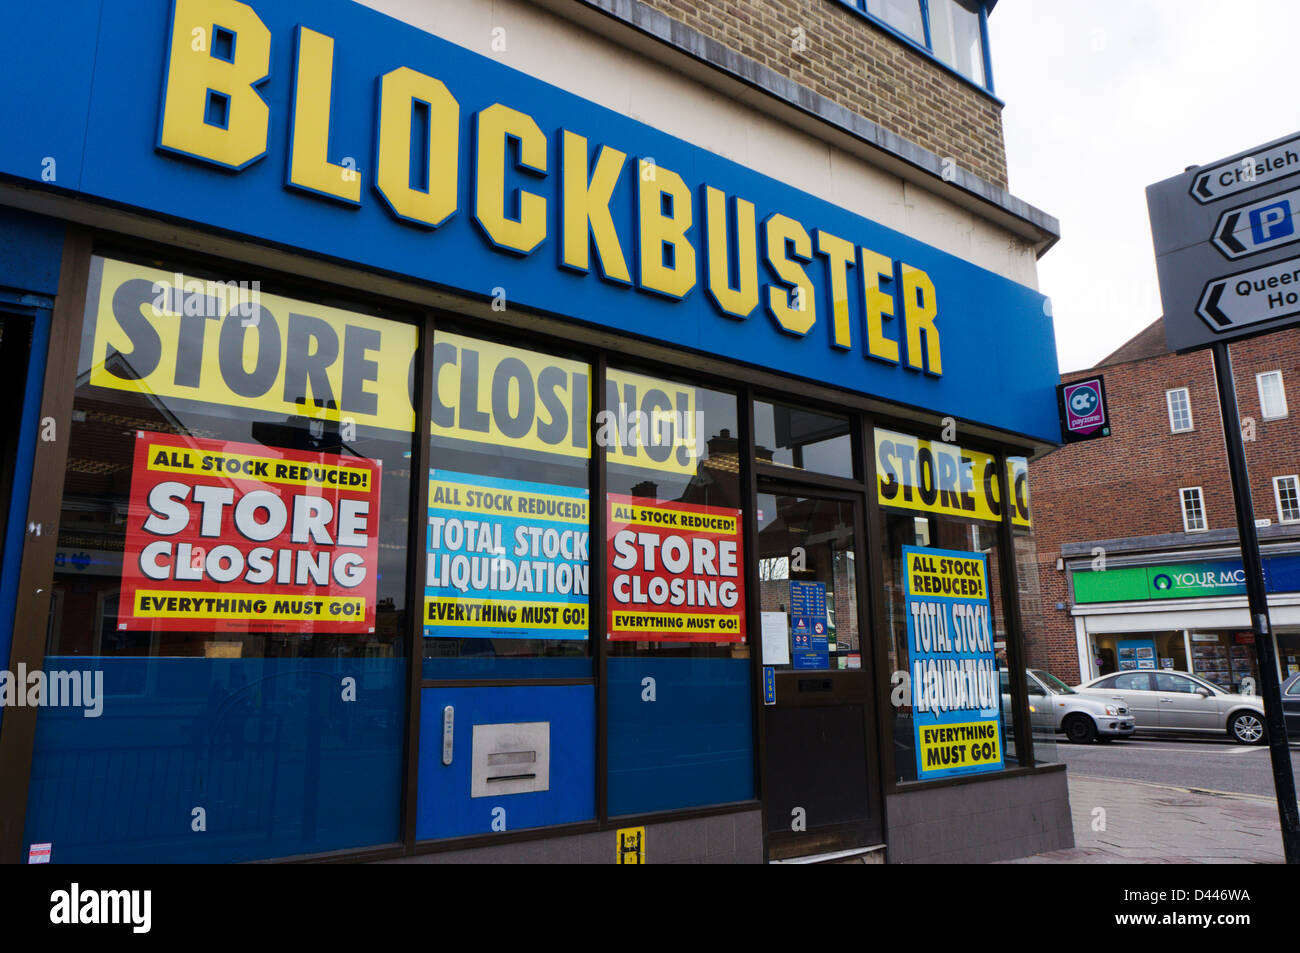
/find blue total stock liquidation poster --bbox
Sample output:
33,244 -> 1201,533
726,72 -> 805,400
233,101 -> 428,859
424,470 -> 590,640
903,545 -> 1004,779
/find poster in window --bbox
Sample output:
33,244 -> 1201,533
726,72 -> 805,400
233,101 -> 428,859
424,470 -> 590,640
118,431 -> 382,632
606,495 -> 745,642
904,545 -> 1004,779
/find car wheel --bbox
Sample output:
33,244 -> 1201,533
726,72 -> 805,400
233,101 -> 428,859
1229,711 -> 1266,745
1064,714 -> 1097,744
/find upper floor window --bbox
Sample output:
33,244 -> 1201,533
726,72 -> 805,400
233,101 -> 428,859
1275,476 -> 1300,523
1257,370 -> 1288,420
864,0 -> 926,45
928,0 -> 986,85
849,0 -> 993,92
1167,387 -> 1194,433
1181,486 -> 1207,533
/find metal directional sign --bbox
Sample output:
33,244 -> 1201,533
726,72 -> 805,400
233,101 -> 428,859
1189,133 -> 1300,204
1213,187 -> 1300,259
1198,257 -> 1300,331
1148,130 -> 1300,351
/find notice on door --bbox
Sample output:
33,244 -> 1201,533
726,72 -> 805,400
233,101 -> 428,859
119,431 -> 382,632
904,545 -> 1003,779
607,495 -> 745,641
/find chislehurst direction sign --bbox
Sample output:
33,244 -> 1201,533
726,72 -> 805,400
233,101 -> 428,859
1148,131 -> 1300,351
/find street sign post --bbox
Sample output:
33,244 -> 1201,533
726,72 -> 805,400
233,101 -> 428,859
1148,132 -> 1300,865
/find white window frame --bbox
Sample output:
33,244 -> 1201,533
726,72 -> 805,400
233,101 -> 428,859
1166,387 -> 1194,433
1274,475 -> 1300,523
1180,486 -> 1207,533
1257,370 -> 1288,420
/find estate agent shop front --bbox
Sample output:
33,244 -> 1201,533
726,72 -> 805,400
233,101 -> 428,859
0,0 -> 1070,863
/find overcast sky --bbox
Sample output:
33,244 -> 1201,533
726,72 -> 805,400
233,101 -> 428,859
991,1 -> 1300,372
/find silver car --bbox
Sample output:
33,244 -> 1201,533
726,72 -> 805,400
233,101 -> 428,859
1074,669 -> 1267,745
1001,669 -> 1136,744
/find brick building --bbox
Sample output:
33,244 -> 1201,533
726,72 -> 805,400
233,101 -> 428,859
1028,316 -> 1300,689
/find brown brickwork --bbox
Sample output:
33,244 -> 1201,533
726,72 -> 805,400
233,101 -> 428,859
1025,320 -> 1300,683
632,0 -> 1009,187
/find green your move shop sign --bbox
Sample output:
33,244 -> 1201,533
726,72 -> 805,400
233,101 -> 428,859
1074,555 -> 1300,604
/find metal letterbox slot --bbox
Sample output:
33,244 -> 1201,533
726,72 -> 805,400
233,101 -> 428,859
470,722 -> 550,798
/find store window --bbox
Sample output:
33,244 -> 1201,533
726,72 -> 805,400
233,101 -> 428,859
605,368 -> 753,815
1257,370 -> 1288,420
1091,632 -> 1185,676
875,427 -> 1025,783
1189,631 -> 1258,693
1167,388 -> 1194,433
1275,476 -> 1300,523
1180,486 -> 1207,532
421,331 -> 592,678
1281,633 -> 1300,677
753,398 -> 854,478
25,255 -> 417,862
414,330 -> 596,841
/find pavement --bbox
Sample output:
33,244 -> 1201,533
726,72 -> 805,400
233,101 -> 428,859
1006,773 -> 1287,863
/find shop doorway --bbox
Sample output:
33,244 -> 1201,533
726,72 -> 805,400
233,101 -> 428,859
755,480 -> 882,860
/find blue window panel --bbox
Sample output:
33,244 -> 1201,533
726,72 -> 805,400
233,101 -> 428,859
22,657 -> 405,863
422,655 -> 593,679
607,657 -> 754,816
416,685 -> 595,840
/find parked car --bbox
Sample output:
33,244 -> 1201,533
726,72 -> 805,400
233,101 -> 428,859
1000,668 -> 1135,744
1283,672 -> 1300,737
1074,669 -> 1266,745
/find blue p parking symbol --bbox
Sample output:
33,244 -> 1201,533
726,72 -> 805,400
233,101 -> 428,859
1250,199 -> 1294,245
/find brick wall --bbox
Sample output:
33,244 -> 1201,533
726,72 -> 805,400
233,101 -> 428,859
1026,326 -> 1300,682
631,0 -> 1009,186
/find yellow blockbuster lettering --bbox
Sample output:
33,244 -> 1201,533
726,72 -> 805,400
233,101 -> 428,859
814,230 -> 855,349
474,104 -> 548,254
561,132 -> 631,283
158,0 -> 271,169
375,67 -> 459,228
637,160 -> 696,299
764,214 -> 816,336
901,264 -> 941,375
862,248 -> 899,364
703,187 -> 758,320
287,26 -> 360,204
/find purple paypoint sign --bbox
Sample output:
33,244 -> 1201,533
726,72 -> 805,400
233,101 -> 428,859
1059,377 -> 1109,442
